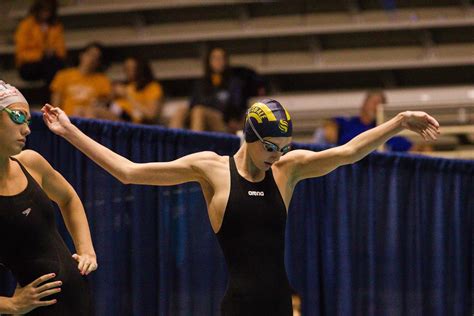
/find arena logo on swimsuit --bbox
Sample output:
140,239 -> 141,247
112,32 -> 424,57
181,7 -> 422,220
248,190 -> 264,196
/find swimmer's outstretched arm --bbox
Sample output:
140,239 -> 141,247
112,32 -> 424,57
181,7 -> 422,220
42,104 -> 211,186
282,111 -> 439,184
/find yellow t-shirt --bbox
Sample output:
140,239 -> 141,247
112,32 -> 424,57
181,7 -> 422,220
50,68 -> 111,116
15,16 -> 66,66
114,81 -> 163,123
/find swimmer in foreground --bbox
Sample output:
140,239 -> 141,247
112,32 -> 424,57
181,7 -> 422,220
42,99 -> 439,315
0,81 -> 96,315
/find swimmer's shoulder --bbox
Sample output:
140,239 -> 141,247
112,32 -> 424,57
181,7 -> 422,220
13,149 -> 49,171
189,151 -> 229,171
13,150 -> 52,184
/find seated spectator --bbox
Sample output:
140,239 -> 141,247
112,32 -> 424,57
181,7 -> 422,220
15,0 -> 65,85
315,91 -> 413,152
110,57 -> 164,124
169,47 -> 244,132
50,42 -> 112,119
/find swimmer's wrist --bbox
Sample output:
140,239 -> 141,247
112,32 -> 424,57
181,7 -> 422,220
76,246 -> 96,257
4,297 -> 19,313
61,122 -> 79,139
395,112 -> 407,129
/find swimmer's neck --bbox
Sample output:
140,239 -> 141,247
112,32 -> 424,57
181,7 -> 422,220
0,156 -> 12,180
233,145 -> 265,181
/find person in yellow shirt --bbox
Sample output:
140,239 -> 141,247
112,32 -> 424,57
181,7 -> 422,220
15,0 -> 66,85
110,57 -> 164,124
50,43 -> 112,119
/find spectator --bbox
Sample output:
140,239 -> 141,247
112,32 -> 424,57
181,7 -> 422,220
110,57 -> 164,124
15,0 -> 65,86
50,42 -> 112,119
315,90 -> 413,152
170,47 -> 244,132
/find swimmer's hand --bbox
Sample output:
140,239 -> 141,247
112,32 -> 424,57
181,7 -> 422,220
10,273 -> 61,314
400,111 -> 440,141
41,104 -> 72,137
72,253 -> 98,276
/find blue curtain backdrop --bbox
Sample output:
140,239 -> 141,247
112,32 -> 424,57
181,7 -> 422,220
1,114 -> 472,316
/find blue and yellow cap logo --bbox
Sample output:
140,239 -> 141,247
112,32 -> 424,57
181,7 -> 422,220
244,99 -> 292,142
278,119 -> 289,133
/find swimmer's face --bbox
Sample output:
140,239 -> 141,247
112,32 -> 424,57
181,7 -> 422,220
248,136 -> 292,171
0,102 -> 31,156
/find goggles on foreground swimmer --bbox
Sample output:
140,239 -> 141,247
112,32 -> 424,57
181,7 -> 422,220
2,108 -> 31,125
247,117 -> 291,154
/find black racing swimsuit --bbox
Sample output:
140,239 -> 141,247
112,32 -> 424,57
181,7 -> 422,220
217,156 -> 292,316
0,158 -> 91,315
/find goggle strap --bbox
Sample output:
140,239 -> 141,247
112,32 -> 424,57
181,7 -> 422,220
248,117 -> 290,154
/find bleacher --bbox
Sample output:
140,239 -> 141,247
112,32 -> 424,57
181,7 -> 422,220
1,0 -> 473,155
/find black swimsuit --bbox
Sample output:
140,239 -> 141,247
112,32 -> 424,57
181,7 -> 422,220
0,158 -> 92,315
217,156 -> 292,315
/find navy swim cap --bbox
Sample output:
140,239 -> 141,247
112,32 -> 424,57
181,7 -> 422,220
244,99 -> 292,143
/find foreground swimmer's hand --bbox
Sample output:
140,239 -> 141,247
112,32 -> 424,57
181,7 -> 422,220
400,111 -> 440,141
10,273 -> 61,314
41,104 -> 72,137
72,253 -> 98,276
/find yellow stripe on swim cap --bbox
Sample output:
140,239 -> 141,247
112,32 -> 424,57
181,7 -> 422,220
248,112 -> 263,123
284,109 -> 291,121
254,102 -> 277,121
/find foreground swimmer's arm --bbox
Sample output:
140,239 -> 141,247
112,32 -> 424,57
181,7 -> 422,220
0,274 -> 60,314
284,111 -> 439,183
16,150 -> 97,276
41,104 -> 211,186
